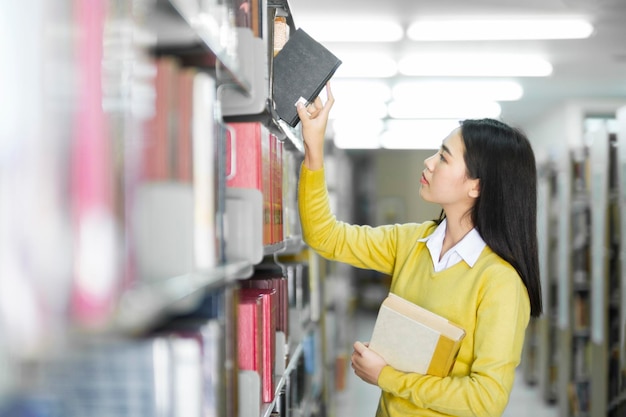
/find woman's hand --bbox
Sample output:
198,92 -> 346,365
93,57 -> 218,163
296,82 -> 334,171
351,341 -> 387,386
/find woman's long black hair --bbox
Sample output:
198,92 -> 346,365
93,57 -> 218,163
439,118 -> 543,317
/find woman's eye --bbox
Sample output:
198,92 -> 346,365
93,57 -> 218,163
439,153 -> 446,162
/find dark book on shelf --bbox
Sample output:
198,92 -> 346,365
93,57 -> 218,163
272,28 -> 342,127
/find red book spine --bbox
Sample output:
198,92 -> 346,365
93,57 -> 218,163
176,68 -> 195,183
242,276 -> 288,339
143,57 -> 179,181
225,122 -> 272,245
237,296 -> 263,376
261,128 -> 271,245
225,122 -> 261,190
240,288 -> 276,403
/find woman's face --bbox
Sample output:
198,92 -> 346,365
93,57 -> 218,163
420,127 -> 480,211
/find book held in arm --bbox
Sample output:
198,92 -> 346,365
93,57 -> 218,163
368,292 -> 466,377
272,28 -> 342,127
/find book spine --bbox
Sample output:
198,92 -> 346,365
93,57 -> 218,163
176,68 -> 195,183
240,288 -> 277,403
262,126 -> 272,245
192,72 -> 219,270
143,57 -> 179,181
225,122 -> 272,246
70,0 -> 119,327
237,297 -> 263,374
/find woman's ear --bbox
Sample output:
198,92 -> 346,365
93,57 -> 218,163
468,178 -> 481,199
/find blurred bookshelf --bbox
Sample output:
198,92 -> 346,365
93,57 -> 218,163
0,1 -> 355,416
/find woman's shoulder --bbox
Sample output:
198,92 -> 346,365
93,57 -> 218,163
476,247 -> 525,287
396,220 -> 438,239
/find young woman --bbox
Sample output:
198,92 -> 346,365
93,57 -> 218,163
296,83 -> 542,417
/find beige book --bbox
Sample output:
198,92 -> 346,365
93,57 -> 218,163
369,293 -> 466,377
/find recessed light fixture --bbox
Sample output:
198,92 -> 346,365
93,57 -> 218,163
392,80 -> 523,102
332,118 -> 384,149
331,80 -> 392,102
381,120 -> 462,149
334,53 -> 398,78
387,100 -> 502,119
407,17 -> 594,41
398,53 -> 553,77
328,80 -> 391,119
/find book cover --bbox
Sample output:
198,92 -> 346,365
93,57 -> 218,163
272,28 -> 342,127
70,0 -> 119,327
192,72 -> 219,270
176,67 -> 195,183
240,288 -> 277,403
270,133 -> 284,244
226,122 -> 272,245
237,295 -> 264,380
368,293 -> 466,377
241,274 -> 288,337
142,56 -> 179,181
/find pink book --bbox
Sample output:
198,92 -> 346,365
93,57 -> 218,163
225,122 -> 272,245
240,288 -> 277,403
70,0 -> 118,327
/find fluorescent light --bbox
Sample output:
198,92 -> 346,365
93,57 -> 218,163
332,118 -> 384,149
297,19 -> 403,42
329,80 -> 391,119
381,120 -> 461,149
387,100 -> 501,119
407,17 -> 594,41
334,53 -> 398,78
331,80 -> 392,102
392,80 -> 523,102
330,100 -> 388,120
398,53 -> 553,77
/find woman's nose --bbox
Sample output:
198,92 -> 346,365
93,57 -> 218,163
424,154 -> 436,171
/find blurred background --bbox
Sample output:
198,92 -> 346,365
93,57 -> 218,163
1,1 -> 626,417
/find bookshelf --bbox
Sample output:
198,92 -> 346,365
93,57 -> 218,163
606,131 -> 624,417
609,106 -> 626,417
531,160 -> 560,400
550,118 -> 626,417
0,1 -> 345,416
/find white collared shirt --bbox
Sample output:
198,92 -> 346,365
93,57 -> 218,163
418,219 -> 486,272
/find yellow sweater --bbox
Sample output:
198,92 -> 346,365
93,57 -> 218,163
298,164 -> 530,417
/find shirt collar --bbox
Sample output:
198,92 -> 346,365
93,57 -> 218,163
418,219 -> 486,268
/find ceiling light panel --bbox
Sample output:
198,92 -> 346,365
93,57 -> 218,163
332,118 -> 385,149
392,80 -> 523,102
388,99 -> 501,119
398,53 -> 553,77
381,119 -> 461,149
329,80 -> 390,119
334,53 -> 398,78
407,17 -> 594,41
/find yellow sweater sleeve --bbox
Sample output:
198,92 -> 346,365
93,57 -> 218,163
298,163 -> 401,274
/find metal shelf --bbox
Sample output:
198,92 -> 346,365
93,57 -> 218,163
111,260 -> 253,333
146,0 -> 251,91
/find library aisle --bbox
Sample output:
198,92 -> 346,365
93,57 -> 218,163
335,308 -> 559,417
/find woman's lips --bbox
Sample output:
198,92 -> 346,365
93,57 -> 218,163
420,173 -> 429,185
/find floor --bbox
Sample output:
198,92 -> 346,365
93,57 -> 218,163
334,308 -> 559,417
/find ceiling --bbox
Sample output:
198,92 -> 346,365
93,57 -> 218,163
287,0 -> 626,130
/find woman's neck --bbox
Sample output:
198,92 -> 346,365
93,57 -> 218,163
441,214 -> 474,258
